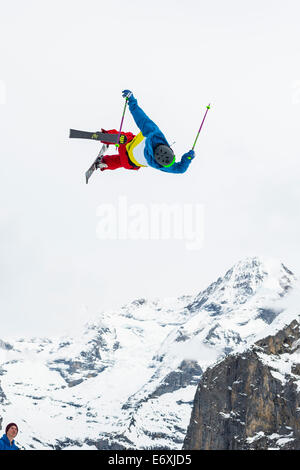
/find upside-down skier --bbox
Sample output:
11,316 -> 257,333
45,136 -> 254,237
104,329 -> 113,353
69,90 -> 210,182
97,90 -> 195,173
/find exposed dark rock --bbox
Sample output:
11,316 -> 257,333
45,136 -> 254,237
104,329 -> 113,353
255,308 -> 282,324
183,319 -> 300,450
204,303 -> 223,316
175,330 -> 190,342
131,298 -> 147,307
0,381 -> 7,404
47,326 -> 113,386
67,378 -> 83,387
0,340 -> 13,351
85,434 -> 131,450
149,360 -> 203,399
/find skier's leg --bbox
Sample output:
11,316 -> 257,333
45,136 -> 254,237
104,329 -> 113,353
99,131 -> 139,171
100,153 -> 140,171
100,154 -> 122,171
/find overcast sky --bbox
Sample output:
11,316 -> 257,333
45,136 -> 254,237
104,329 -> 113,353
1,0 -> 300,338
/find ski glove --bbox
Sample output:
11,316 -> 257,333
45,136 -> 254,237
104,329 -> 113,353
122,89 -> 133,99
186,150 -> 195,160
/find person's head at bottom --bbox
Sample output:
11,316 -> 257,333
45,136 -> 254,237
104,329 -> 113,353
5,423 -> 18,443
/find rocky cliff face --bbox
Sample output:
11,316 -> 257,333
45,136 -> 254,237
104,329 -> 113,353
183,319 -> 300,450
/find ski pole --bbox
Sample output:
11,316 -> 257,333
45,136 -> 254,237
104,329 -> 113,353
192,104 -> 211,151
116,97 -> 129,148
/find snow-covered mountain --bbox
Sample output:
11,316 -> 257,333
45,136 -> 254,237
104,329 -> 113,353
0,256 -> 299,450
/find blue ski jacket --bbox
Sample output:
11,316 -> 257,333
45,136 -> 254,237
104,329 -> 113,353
0,434 -> 19,450
127,95 -> 194,174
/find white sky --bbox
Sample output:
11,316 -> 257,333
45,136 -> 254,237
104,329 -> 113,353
1,0 -> 300,337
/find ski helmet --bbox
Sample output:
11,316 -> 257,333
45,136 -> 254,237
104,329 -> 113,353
153,145 -> 175,167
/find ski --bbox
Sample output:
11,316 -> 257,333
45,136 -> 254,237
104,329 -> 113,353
85,144 -> 109,184
69,129 -> 128,144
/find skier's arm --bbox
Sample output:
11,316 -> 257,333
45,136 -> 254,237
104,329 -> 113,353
160,150 -> 195,174
127,95 -> 163,138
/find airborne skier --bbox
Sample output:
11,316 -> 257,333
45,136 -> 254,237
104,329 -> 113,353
69,90 -> 210,182
96,90 -> 195,173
